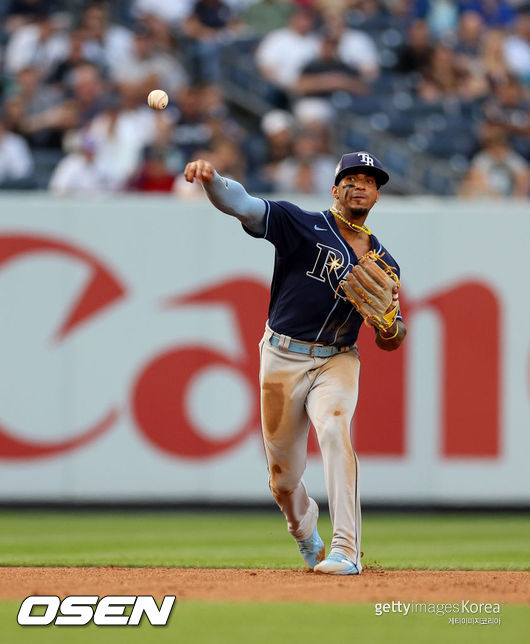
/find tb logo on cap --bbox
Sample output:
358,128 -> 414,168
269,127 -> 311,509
358,153 -> 374,166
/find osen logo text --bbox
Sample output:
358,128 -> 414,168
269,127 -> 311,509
17,595 -> 176,626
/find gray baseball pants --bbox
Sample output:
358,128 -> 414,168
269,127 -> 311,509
259,324 -> 362,571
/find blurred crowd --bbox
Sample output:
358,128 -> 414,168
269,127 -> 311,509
0,0 -> 528,197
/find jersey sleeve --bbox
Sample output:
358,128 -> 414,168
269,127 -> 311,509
242,199 -> 303,254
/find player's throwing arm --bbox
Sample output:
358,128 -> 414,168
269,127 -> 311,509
184,160 -> 266,234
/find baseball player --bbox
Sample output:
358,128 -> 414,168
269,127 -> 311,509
184,151 -> 406,575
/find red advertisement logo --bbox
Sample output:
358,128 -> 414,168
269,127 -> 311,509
0,234 -> 125,458
0,233 -> 501,461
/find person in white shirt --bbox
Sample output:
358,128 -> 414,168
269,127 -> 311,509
80,2 -> 135,81
0,123 -> 34,184
48,136 -> 110,196
255,9 -> 320,89
132,0 -> 195,24
503,12 -> 530,84
322,11 -> 380,81
111,28 -> 188,93
460,123 -> 529,199
86,92 -> 170,189
4,11 -> 69,78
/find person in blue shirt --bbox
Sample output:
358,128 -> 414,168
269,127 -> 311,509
184,151 -> 406,575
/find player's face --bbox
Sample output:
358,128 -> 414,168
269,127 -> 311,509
333,172 -> 379,216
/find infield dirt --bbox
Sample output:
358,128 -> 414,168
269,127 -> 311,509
1,568 -> 528,603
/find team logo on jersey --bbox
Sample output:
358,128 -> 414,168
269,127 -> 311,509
306,243 -> 351,297
358,153 -> 374,166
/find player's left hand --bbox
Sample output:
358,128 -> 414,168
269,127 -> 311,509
340,251 -> 400,332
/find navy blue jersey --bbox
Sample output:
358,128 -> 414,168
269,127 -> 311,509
243,199 -> 402,346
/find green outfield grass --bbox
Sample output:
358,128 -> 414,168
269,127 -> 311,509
0,511 -> 528,570
0,601 -> 527,644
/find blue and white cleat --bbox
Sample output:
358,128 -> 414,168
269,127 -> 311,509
296,526 -> 325,569
314,551 -> 359,575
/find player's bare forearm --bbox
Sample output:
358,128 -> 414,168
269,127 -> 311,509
184,160 -> 266,234
374,320 -> 407,351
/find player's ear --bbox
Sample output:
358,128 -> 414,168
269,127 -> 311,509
375,190 -> 380,202
331,184 -> 339,199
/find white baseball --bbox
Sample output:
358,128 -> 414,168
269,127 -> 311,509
147,89 -> 168,110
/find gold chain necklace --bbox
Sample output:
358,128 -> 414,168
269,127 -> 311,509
330,207 -> 372,235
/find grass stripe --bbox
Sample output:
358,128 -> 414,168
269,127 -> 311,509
0,512 -> 528,570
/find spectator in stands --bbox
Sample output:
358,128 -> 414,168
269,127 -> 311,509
201,85 -> 246,148
268,128 -> 335,194
112,26 -> 188,96
80,1 -> 135,81
47,28 -> 102,88
483,75 -> 530,159
186,0 -> 238,29
1,96 -> 25,139
480,28 -> 510,84
261,109 -> 295,167
255,8 -> 320,90
344,0 -> 386,30
459,0 -> 516,28
127,145 -> 176,192
395,19 -> 433,75
3,9 -> 68,78
292,96 -> 335,130
460,123 -> 529,198
8,65 -> 75,148
321,10 -> 380,81
417,0 -> 459,39
0,119 -> 34,187
241,108 -> 294,191
170,85 -> 214,162
48,135 -> 111,196
181,0 -> 241,82
136,11 -> 179,54
86,87 -> 170,189
209,136 -> 247,183
294,31 -> 367,100
384,0 -> 418,33
417,44 -> 488,103
503,10 -> 530,84
69,62 -> 109,126
2,0 -> 54,35
173,130 -> 246,196
302,119 -> 334,158
133,0 -> 194,25
454,11 -> 485,61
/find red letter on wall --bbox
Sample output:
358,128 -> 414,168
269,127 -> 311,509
423,282 -> 500,457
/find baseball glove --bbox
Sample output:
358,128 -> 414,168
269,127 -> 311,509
340,250 -> 400,331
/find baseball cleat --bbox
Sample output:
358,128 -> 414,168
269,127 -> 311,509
314,551 -> 359,575
296,526 -> 325,569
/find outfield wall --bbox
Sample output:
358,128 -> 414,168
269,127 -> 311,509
0,193 -> 528,505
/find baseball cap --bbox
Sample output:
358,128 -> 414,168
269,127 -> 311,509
261,110 -> 295,136
334,151 -> 389,187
